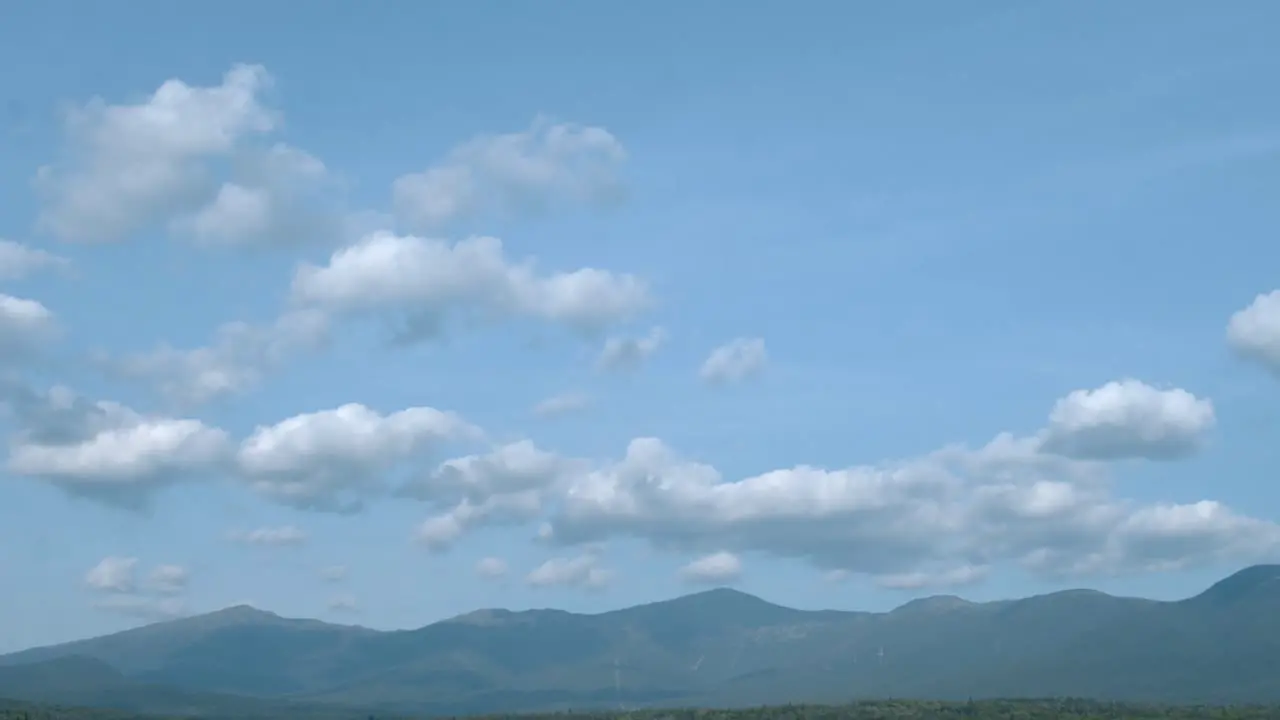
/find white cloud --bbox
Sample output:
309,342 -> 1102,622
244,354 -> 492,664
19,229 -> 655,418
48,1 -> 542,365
533,392 -> 590,418
103,309 -> 329,406
237,403 -> 479,512
85,556 -> 137,593
678,551 -> 743,585
415,513 -> 468,550
319,564 -> 348,582
291,232 -> 650,337
526,552 -> 612,589
699,337 -> 767,384
476,557 -> 508,579
5,387 -> 231,508
1228,290 -> 1280,376
535,380 -> 1279,584
171,143 -> 344,248
148,564 -> 189,595
36,64 -> 276,243
0,294 -> 58,359
228,525 -> 308,546
598,326 -> 665,371
407,440 -> 586,550
0,239 -> 68,280
392,118 -> 626,233
1038,379 -> 1215,461
876,564 -> 989,591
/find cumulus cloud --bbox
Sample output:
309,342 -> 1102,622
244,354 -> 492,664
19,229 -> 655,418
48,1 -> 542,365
392,118 -> 626,233
171,143 -> 344,248
1228,290 -> 1280,376
0,239 -> 69,280
36,64 -> 276,243
290,232 -> 650,337
0,294 -> 58,360
228,525 -> 308,546
85,556 -> 138,593
699,337 -> 767,384
533,392 -> 591,418
476,557 -> 508,579
679,551 -> 743,585
530,380 -> 1278,584
4,385 -> 231,508
407,440 -> 587,550
1038,379 -> 1215,461
598,326 -> 665,371
526,552 -> 611,589
237,403 -> 479,512
101,309 -> 329,407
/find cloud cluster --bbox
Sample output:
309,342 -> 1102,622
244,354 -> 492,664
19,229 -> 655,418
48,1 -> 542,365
1,385 -> 482,513
237,403 -> 480,512
700,337 -> 767,384
679,551 -> 743,585
291,232 -> 650,338
534,380 -> 1249,585
0,239 -> 68,280
475,557 -> 508,579
1228,290 -> 1280,376
0,239 -> 66,365
598,327 -> 666,371
102,309 -> 329,407
408,440 -> 587,550
526,551 -> 611,589
386,378 -> 1262,589
4,385 -> 230,509
36,64 -> 277,243
1039,379 -> 1216,461
17,62 -> 1280,608
391,117 -> 626,233
15,367 -> 1267,593
35,68 -> 646,407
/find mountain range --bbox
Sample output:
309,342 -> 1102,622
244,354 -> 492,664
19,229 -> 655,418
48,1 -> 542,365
2,565 -> 1280,718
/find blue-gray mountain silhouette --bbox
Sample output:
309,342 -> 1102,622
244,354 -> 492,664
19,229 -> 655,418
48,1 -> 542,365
3,566 -> 1280,717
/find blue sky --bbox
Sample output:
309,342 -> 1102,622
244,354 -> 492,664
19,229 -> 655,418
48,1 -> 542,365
1,0 -> 1279,653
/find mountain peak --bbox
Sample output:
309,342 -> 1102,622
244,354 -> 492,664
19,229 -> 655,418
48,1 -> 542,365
604,586 -> 800,628
685,586 -> 761,600
210,603 -> 275,618
1191,564 -> 1280,605
667,586 -> 780,611
892,594 -> 975,614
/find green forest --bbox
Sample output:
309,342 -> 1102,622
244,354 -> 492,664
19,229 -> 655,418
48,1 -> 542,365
2,698 -> 1278,720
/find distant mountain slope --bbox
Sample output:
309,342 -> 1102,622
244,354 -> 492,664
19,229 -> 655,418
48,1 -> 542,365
0,605 -> 373,677
3,567 -> 1280,715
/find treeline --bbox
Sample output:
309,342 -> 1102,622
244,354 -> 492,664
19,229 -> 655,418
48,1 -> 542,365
525,701 -> 1280,720
4,698 -> 1278,720
0,698 -> 180,720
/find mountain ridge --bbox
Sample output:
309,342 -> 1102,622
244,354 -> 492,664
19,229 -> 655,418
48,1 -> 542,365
2,565 -> 1278,717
